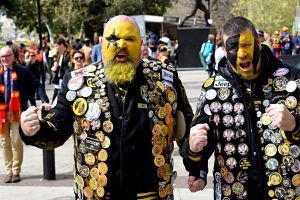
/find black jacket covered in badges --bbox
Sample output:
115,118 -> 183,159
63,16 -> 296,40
182,45 -> 300,200
20,59 -> 194,200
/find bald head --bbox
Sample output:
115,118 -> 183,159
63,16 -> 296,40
104,15 -> 140,35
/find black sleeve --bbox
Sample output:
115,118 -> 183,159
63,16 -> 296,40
19,73 -> 74,149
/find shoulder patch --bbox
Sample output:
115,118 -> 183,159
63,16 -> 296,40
272,68 -> 289,77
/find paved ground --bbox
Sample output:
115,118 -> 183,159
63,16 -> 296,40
0,68 -> 216,200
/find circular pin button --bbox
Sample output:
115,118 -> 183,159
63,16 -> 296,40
266,158 -> 279,171
154,155 -> 165,167
205,89 -> 217,100
166,87 -> 177,103
90,119 -> 101,131
86,64 -> 97,73
204,104 -> 212,116
224,143 -> 236,156
261,113 -> 272,125
210,101 -> 222,113
285,96 -> 297,109
89,177 -> 98,190
101,136 -> 111,149
223,129 -> 234,141
235,114 -> 245,127
79,165 -> 89,178
66,90 -> 77,101
75,174 -> 84,188
274,187 -> 286,199
222,184 -> 232,196
223,171 -> 234,184
238,143 -> 249,156
83,186 -> 93,198
85,103 -> 101,121
278,143 -> 291,156
262,99 -> 270,107
72,98 -> 88,116
270,131 -> 283,144
103,120 -> 113,133
232,182 -> 244,196
79,86 -> 93,98
222,102 -> 233,114
235,129 -> 246,139
290,145 -> 300,158
68,76 -> 84,91
98,149 -> 108,162
286,80 -> 297,92
222,115 -> 234,127
286,188 -> 296,199
282,176 -> 292,188
268,172 -> 282,186
292,159 -> 300,173
226,157 -> 237,169
234,102 -> 244,114
263,129 -> 273,141
98,174 -> 108,187
282,155 -> 295,167
265,143 -> 277,157
98,162 -> 108,175
236,171 -> 248,184
293,174 -> 300,186
84,153 -> 95,166
217,155 -> 224,167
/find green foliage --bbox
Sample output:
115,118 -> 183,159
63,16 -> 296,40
231,0 -> 299,34
0,0 -> 172,38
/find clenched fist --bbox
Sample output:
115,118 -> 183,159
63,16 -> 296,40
266,104 -> 296,131
20,106 -> 41,136
189,123 -> 210,153
188,176 -> 206,192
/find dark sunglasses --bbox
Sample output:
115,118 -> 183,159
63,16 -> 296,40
74,56 -> 83,61
30,54 -> 36,58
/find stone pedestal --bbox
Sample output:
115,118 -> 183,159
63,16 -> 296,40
177,26 -> 215,68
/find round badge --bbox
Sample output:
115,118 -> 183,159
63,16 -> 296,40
222,102 -> 233,114
222,184 -> 232,196
101,136 -> 111,149
223,129 -> 235,141
90,119 -> 101,131
68,76 -> 84,91
205,89 -> 217,100
274,187 -> 286,199
66,90 -> 77,101
266,158 -> 279,171
232,182 -> 244,196
98,162 -> 108,175
223,172 -> 235,184
263,129 -> 273,141
234,114 -> 245,127
79,86 -> 93,98
210,101 -> 222,113
265,143 -> 277,157
103,120 -> 113,133
86,64 -> 97,73
262,99 -> 270,108
286,80 -> 297,92
85,103 -> 101,121
278,143 -> 291,156
72,98 -> 88,116
79,165 -> 90,178
285,96 -> 297,109
268,172 -> 282,186
270,132 -> 283,145
291,159 -> 300,173
293,174 -> 300,186
84,153 -> 95,166
213,114 -> 220,126
235,129 -> 246,139
290,145 -> 300,158
282,177 -> 292,188
238,143 -> 249,156
236,171 -> 248,184
222,115 -> 234,127
166,87 -> 177,103
84,134 -> 101,154
261,113 -> 272,125
226,157 -> 237,169
204,104 -> 212,115
286,188 -> 296,199
234,102 -> 244,114
295,186 -> 300,196
282,155 -> 295,167
224,143 -> 236,156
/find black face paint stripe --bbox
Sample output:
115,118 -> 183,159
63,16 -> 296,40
226,34 -> 240,68
105,29 -> 119,49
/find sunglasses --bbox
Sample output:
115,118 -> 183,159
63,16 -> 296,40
74,56 -> 83,61
30,54 -> 36,58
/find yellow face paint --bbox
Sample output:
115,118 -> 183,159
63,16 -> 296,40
102,19 -> 141,66
236,32 -> 261,80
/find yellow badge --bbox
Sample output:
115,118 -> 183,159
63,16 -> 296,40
96,186 -> 105,197
98,162 -> 108,175
154,155 -> 165,167
97,174 -> 108,187
75,174 -> 84,188
204,77 -> 214,88
103,120 -> 113,133
84,153 -> 95,165
72,98 -> 88,116
89,178 -> 98,190
87,78 -> 96,88
101,136 -> 111,149
98,149 -> 108,161
83,186 -> 93,198
90,167 -> 99,179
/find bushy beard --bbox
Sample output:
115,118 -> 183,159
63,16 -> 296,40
104,61 -> 137,86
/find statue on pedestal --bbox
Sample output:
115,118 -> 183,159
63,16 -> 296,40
179,0 -> 210,27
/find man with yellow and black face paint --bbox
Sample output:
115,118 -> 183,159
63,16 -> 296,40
183,16 -> 300,200
19,15 -> 196,200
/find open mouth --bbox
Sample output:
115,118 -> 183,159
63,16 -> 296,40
239,61 -> 251,71
115,52 -> 128,62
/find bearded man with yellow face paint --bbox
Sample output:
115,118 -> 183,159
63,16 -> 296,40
19,15 -> 196,200
183,16 -> 300,200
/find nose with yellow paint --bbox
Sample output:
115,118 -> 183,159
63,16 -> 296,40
117,39 -> 127,49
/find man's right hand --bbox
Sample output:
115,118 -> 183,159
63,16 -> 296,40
20,106 -> 41,136
189,123 -> 210,153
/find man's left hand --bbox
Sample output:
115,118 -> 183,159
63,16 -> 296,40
266,104 -> 296,131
